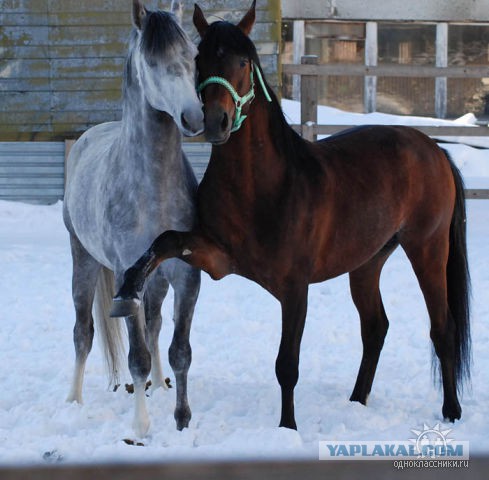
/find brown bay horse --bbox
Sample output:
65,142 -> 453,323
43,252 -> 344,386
111,1 -> 471,430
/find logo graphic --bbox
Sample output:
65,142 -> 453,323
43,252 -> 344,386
409,423 -> 455,459
319,423 -> 469,461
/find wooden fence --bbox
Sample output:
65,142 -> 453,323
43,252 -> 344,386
284,55 -> 489,199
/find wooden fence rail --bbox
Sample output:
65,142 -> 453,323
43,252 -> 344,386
283,63 -> 489,79
286,55 -> 489,199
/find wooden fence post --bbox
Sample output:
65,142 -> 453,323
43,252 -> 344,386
292,21 -> 305,101
302,121 -> 315,142
435,23 -> 448,118
364,22 -> 378,113
300,55 -> 318,141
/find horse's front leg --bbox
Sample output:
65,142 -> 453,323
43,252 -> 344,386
276,285 -> 309,430
110,231 -> 181,317
111,230 -> 232,318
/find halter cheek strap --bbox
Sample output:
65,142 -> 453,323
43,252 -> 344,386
197,62 -> 272,133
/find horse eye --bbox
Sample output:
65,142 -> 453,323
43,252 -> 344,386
168,63 -> 184,77
240,59 -> 246,68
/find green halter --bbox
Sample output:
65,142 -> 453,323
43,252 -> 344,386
197,62 -> 272,133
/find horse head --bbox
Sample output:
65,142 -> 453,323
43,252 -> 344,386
193,1 -> 268,144
131,0 -> 203,136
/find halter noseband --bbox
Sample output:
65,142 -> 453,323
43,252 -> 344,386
197,62 -> 272,133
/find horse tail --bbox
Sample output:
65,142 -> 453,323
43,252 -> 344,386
93,266 -> 126,388
444,149 -> 471,389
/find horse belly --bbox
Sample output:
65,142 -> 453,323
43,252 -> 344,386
310,141 -> 454,281
311,224 -> 399,282
64,123 -> 183,270
309,184 -> 406,282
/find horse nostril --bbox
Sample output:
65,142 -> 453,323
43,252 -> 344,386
181,113 -> 191,131
221,112 -> 229,131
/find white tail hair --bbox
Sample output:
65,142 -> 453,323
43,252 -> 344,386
93,267 -> 126,388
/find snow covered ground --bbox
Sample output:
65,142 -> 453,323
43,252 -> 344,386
1,103 -> 488,465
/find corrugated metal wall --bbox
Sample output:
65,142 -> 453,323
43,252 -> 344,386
0,141 -> 211,204
0,0 -> 281,142
0,141 -> 64,203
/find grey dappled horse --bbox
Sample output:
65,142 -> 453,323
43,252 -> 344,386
63,0 -> 203,437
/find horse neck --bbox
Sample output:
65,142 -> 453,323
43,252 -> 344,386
118,64 -> 182,171
212,94 -> 288,192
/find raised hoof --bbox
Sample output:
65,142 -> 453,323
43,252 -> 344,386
110,297 -> 140,317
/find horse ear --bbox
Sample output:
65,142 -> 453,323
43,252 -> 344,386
237,0 -> 256,36
132,0 -> 147,30
171,0 -> 183,25
193,4 -> 209,38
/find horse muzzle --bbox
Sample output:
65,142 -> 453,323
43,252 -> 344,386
180,107 -> 204,137
203,106 -> 232,145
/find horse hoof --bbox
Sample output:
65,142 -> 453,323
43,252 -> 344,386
349,392 -> 368,406
123,438 -> 145,447
174,407 -> 191,431
278,419 -> 297,430
110,297 -> 140,317
443,402 -> 462,422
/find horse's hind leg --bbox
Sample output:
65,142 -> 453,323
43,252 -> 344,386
349,241 -> 397,405
66,234 -> 101,403
144,272 -> 170,391
402,234 -> 461,421
167,262 -> 201,430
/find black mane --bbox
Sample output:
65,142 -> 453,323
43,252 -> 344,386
198,21 -> 260,64
140,11 -> 187,63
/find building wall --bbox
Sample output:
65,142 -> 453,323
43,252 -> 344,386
0,0 -> 280,141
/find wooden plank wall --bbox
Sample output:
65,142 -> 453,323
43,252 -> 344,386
0,0 -> 280,141
1,0 -> 127,141
185,0 -> 281,88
